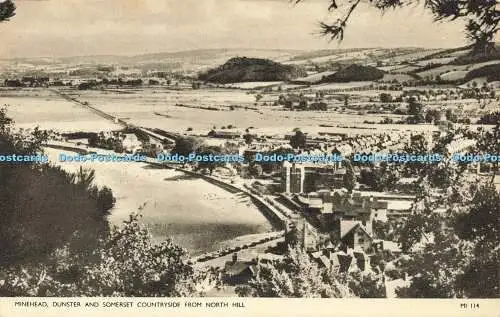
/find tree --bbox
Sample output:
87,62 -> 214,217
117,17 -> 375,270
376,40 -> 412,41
0,108 -> 113,267
290,129 -> 306,149
453,184 -> 500,297
235,246 -> 352,298
249,164 -> 263,178
243,133 -> 254,145
309,102 -> 328,111
476,122 -> 500,183
297,99 -> 308,110
359,163 -> 399,191
0,213 -> 216,296
76,213 -> 209,296
196,145 -> 225,175
372,220 -> 396,241
407,98 -> 423,116
260,146 -> 295,173
445,109 -> 457,123
347,271 -> 386,298
0,0 -> 15,22
343,159 -> 356,192
394,167 -> 499,298
295,0 -> 498,52
396,233 -> 474,298
171,136 -> 205,157
379,93 -> 393,103
477,111 -> 500,125
403,134 -> 430,177
95,186 -> 116,215
425,109 -> 441,124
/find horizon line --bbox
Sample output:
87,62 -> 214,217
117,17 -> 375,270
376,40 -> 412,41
0,45 -> 464,61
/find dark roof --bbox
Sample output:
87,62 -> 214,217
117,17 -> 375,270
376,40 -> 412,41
224,261 -> 255,276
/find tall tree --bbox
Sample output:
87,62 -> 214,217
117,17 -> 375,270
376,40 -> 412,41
453,184 -> 500,298
396,176 -> 500,298
343,159 -> 356,192
290,129 -> 307,149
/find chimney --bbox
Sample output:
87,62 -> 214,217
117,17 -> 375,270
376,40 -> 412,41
232,253 -> 238,264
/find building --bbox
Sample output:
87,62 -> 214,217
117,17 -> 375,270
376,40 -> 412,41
285,219 -> 319,252
310,248 -> 372,273
283,161 -> 306,194
282,162 -> 344,194
340,220 -> 373,253
122,133 -> 141,153
290,189 -> 413,232
223,253 -> 257,286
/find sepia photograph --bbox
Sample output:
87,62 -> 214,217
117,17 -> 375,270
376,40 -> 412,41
0,0 -> 499,315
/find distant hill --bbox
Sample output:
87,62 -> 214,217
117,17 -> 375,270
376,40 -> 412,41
464,63 -> 500,82
198,57 -> 306,83
319,64 -> 385,83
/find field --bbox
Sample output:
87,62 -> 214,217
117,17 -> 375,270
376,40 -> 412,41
417,60 -> 500,80
293,71 -> 336,83
0,88 -> 121,132
2,86 -> 466,139
59,87 -> 450,137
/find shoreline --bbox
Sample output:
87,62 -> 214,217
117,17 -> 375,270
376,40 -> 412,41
42,145 -> 274,255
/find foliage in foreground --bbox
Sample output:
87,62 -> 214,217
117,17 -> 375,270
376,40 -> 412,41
235,245 -> 385,298
296,0 -> 498,52
0,107 -> 215,296
0,108 -> 114,265
235,246 -> 353,298
0,213 -> 216,297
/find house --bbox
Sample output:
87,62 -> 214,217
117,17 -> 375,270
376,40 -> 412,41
395,177 -> 418,193
282,162 -> 344,194
122,133 -> 141,152
311,249 -> 371,273
223,253 -> 257,286
284,219 -> 320,252
340,220 -> 373,253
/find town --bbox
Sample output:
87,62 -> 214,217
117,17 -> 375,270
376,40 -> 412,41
0,0 -> 498,301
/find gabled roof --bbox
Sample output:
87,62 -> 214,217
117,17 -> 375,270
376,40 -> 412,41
340,220 -> 362,239
310,251 -> 322,259
337,254 -> 354,273
224,261 -> 255,276
340,220 -> 372,239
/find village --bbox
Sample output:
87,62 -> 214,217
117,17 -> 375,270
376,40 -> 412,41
0,0 -> 498,300
30,97 -> 495,298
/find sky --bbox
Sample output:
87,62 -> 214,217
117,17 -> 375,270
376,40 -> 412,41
0,0 -> 468,58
